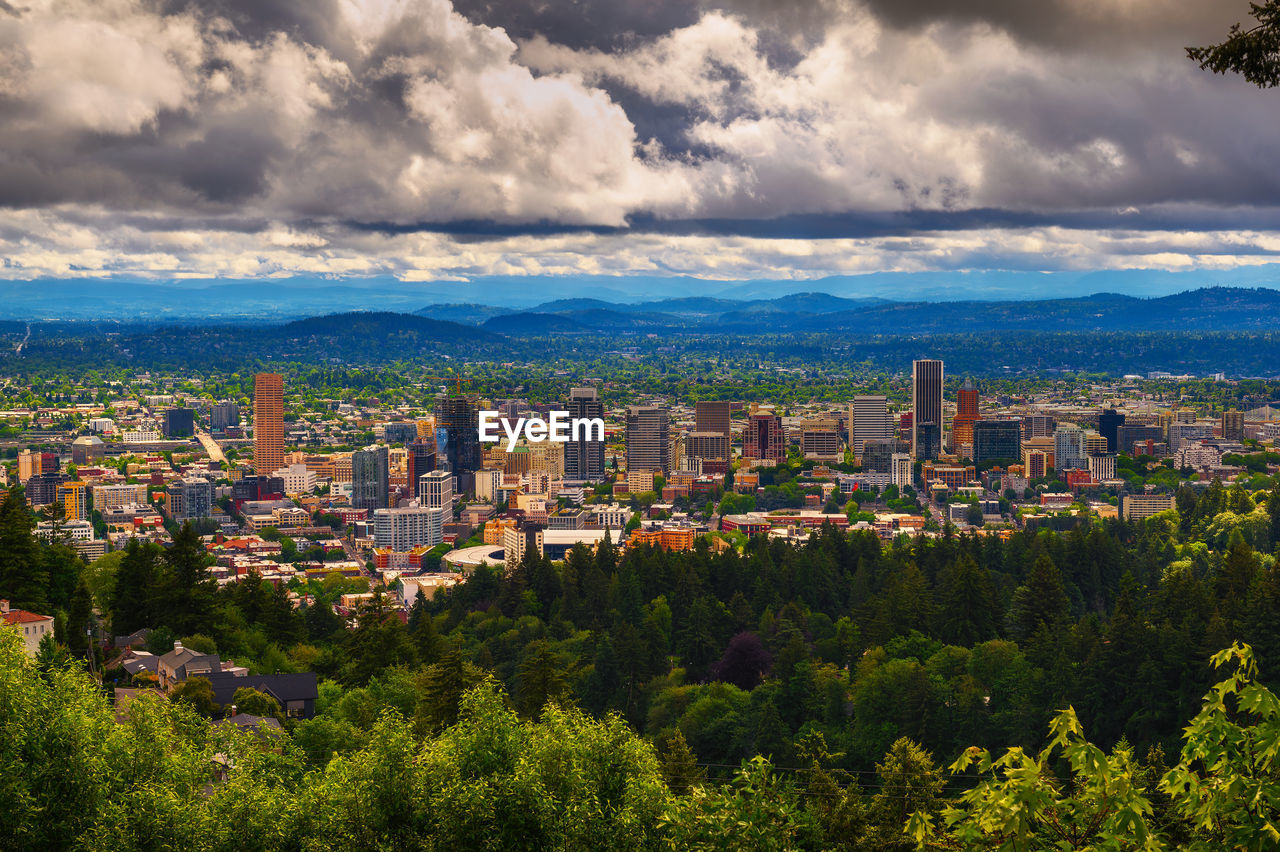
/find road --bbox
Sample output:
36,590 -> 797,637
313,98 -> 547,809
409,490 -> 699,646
195,431 -> 228,465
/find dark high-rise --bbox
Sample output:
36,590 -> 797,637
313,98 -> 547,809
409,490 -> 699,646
352,445 -> 390,511
972,419 -> 1022,464
210,401 -> 240,432
232,475 -> 285,504
163,407 -> 195,438
1098,409 -> 1125,453
406,438 -> 437,490
1222,409 -> 1245,442
383,422 -> 420,445
695,401 -> 732,436
914,422 -> 941,462
625,406 -> 670,475
911,359 -> 944,460
862,438 -> 910,473
743,411 -> 785,465
25,472 -> 70,507
1021,414 -> 1056,440
564,387 -> 605,482
435,394 -> 481,475
1115,424 -> 1163,456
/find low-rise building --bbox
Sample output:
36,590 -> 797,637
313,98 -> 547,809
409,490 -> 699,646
1122,493 -> 1176,521
1,599 -> 55,657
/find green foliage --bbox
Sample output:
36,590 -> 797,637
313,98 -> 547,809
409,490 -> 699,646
912,708 -> 1159,850
0,487 -> 49,612
914,642 -> 1280,851
659,756 -> 815,851
170,676 -> 220,718
230,687 -> 282,720
1162,642 -> 1280,850
1188,2 -> 1280,88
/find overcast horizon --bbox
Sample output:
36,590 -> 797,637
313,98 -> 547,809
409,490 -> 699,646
3,0 -> 1280,293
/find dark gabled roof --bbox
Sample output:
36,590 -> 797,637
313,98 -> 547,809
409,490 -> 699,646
218,713 -> 282,731
158,647 -> 220,675
122,656 -> 159,675
204,671 -> 318,706
113,628 -> 151,647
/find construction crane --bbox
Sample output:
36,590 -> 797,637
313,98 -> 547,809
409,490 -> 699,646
427,376 -> 470,394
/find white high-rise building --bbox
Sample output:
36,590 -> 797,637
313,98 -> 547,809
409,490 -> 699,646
474,468 -> 501,503
273,463 -> 317,495
851,395 -> 893,458
373,506 -> 444,551
1054,426 -> 1087,470
1088,453 -> 1116,482
417,469 -> 454,517
890,453 -> 913,488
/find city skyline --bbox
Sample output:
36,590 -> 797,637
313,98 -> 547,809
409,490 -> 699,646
5,3 -> 1280,843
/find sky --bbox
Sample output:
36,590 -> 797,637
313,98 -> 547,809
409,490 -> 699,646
2,0 -> 1280,292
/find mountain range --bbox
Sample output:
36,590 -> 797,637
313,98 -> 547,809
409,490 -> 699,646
3,265 -> 1280,321
405,287 -> 1280,335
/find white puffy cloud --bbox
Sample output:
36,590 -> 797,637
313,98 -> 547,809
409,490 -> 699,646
0,0 -> 712,225
3,207 -> 1280,284
0,0 -> 1277,284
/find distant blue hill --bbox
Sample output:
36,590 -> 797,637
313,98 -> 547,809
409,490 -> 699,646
2,268 -> 1280,322
464,287 -> 1280,334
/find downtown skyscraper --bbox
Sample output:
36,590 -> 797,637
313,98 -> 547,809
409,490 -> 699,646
911,359 -> 944,460
625,406 -> 670,476
850,395 -> 892,458
434,394 -> 481,475
352,444 -> 390,511
564,387 -> 605,482
253,372 -> 284,476
951,377 -> 980,453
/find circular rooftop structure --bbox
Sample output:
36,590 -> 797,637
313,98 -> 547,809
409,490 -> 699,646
443,544 -> 504,572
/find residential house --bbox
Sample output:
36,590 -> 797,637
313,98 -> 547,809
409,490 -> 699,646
204,671 -> 319,720
1,599 -> 55,657
157,641 -> 222,690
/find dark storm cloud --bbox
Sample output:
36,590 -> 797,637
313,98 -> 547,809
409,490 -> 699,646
846,0 -> 1253,50
159,0 -> 348,52
1,0 -> 1280,281
347,205 -> 1280,242
449,0 -> 700,50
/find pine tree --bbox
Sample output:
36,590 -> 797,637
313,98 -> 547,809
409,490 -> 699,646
67,576 -> 93,652
935,554 -> 998,647
515,639 -> 567,720
866,738 -> 943,851
339,593 -> 417,686
1008,554 -> 1070,639
414,644 -> 484,735
0,486 -> 49,612
408,590 -> 441,665
161,522 -> 215,636
659,729 -> 705,794
1216,533 -> 1257,629
1268,484 -> 1280,554
304,597 -> 343,642
110,539 -> 159,636
261,581 -> 303,646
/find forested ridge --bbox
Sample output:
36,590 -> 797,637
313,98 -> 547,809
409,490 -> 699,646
3,480 -> 1280,848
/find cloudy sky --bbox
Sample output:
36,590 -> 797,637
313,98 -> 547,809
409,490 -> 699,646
1,0 -> 1278,289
